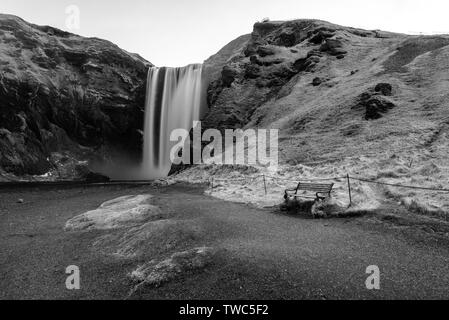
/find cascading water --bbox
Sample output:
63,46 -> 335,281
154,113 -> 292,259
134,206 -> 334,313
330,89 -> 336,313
141,64 -> 203,179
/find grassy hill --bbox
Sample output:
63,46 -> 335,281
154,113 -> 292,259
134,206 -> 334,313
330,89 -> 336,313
181,19 -> 449,218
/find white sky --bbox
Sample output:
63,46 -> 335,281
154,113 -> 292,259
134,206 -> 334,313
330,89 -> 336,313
2,0 -> 449,67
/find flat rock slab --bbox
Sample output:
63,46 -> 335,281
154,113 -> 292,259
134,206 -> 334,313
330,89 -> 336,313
65,195 -> 163,231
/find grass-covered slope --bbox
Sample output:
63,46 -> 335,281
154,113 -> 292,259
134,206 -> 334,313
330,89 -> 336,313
193,20 -> 449,218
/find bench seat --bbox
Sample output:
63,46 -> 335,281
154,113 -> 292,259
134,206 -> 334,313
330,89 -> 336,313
284,182 -> 334,202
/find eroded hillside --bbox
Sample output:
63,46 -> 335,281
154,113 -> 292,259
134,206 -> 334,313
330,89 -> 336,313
186,19 -> 449,217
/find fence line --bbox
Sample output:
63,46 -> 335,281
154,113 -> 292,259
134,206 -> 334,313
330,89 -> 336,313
265,175 -> 345,183
212,176 -> 260,183
349,177 -> 449,193
211,174 -> 344,184
208,173 -> 449,194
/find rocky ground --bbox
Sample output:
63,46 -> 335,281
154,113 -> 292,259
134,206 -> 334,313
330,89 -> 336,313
2,184 -> 449,300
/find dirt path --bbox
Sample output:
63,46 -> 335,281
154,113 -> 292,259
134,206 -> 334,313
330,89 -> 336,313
1,184 -> 449,300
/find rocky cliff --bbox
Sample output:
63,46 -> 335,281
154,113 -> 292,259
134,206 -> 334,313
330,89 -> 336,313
0,14 -> 151,179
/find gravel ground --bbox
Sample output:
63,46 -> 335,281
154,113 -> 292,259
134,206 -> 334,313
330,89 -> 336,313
1,183 -> 449,300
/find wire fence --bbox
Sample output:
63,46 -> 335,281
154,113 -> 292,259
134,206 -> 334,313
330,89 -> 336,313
349,177 -> 449,193
211,174 -> 449,191
208,172 -> 449,205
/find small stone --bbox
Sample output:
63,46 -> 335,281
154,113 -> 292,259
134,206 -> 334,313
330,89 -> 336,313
17,199 -> 24,204
312,77 -> 322,86
374,83 -> 393,96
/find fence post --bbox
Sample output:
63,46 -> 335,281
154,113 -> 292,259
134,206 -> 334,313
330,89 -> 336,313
263,174 -> 267,195
211,177 -> 214,193
347,174 -> 352,207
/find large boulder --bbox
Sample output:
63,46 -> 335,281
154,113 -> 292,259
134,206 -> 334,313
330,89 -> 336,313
353,85 -> 397,120
364,96 -> 396,120
65,195 -> 163,231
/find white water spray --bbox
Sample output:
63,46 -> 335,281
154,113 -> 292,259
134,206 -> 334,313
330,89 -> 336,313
141,64 -> 203,179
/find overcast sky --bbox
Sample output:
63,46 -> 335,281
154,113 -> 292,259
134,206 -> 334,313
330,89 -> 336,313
2,0 -> 449,67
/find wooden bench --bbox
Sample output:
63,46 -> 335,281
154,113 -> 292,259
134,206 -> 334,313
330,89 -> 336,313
284,182 -> 334,202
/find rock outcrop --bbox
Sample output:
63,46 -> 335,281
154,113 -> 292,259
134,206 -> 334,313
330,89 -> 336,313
65,195 -> 163,231
0,14 -> 151,178
353,83 -> 397,120
202,19 -> 379,131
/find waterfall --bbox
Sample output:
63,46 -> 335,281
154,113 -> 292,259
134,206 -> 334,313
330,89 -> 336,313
141,64 -> 203,179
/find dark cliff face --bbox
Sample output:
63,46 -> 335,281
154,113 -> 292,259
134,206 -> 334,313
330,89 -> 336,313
0,14 -> 151,177
202,19 -> 394,131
